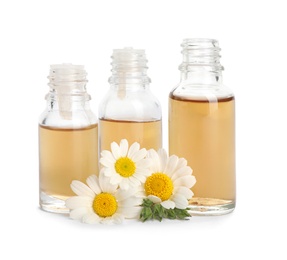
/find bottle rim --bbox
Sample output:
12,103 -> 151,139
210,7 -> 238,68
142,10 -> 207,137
179,38 -> 224,72
47,63 -> 88,93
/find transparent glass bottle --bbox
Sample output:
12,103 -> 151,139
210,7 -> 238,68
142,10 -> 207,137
99,47 -> 162,152
39,64 -> 98,213
169,39 -> 236,215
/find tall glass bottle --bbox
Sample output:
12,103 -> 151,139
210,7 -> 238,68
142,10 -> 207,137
39,64 -> 98,213
99,47 -> 162,152
169,39 -> 235,215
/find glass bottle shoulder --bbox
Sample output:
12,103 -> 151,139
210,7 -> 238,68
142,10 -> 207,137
99,87 -> 162,121
170,82 -> 234,102
39,96 -> 97,128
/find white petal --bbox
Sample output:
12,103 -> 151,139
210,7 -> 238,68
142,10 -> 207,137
136,163 -> 148,172
99,171 -> 118,193
110,174 -> 122,185
99,157 -> 115,168
177,158 -> 188,169
174,186 -> 194,199
173,158 -> 189,175
164,155 -> 179,176
119,179 -> 131,190
111,213 -> 124,224
136,158 -> 151,169
131,148 -> 147,162
190,175 -> 196,187
171,166 -> 193,181
172,194 -> 188,209
136,166 -> 152,177
100,217 -> 113,225
111,141 -> 122,159
128,142 -> 140,158
118,197 -> 142,207
117,206 -> 142,219
101,214 -> 123,225
70,180 -> 95,198
173,175 -> 196,188
147,195 -> 161,203
133,172 -> 147,183
69,207 -> 89,220
161,200 -> 175,209
82,212 -> 101,224
174,175 -> 196,189
119,139 -> 129,157
103,167 -> 113,177
65,196 -> 93,209
147,148 -> 156,157
100,150 -> 114,159
99,150 -> 115,167
147,149 -> 161,172
115,187 -> 138,201
86,175 -> 102,194
128,176 -> 141,187
136,190 -> 146,198
158,148 -> 168,172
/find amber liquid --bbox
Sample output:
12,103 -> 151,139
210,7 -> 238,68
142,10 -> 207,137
169,95 -> 235,212
99,119 -> 162,152
39,124 -> 98,200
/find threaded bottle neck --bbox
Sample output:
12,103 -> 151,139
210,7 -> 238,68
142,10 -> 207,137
47,63 -> 89,97
178,39 -> 224,85
109,47 -> 151,85
179,38 -> 224,73
46,64 -> 91,121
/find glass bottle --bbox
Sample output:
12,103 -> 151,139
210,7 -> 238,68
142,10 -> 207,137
99,47 -> 162,152
169,39 -> 236,215
39,64 -> 98,213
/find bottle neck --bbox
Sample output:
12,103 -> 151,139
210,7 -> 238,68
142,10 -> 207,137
48,63 -> 90,98
179,39 -> 224,85
46,64 -> 91,120
108,47 -> 151,90
180,70 -> 223,85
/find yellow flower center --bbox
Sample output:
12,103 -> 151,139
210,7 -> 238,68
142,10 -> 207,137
93,193 -> 118,217
144,173 -> 174,201
114,157 -> 136,177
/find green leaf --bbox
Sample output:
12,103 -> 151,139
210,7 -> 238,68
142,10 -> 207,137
174,208 -> 191,220
153,204 -> 163,221
167,209 -> 176,219
140,198 -> 154,208
140,206 -> 153,222
139,198 -> 191,222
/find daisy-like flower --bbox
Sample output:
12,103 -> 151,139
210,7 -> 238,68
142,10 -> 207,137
142,148 -> 196,209
65,171 -> 142,224
100,139 -> 151,190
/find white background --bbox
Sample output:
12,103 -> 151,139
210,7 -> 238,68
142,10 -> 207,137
0,0 -> 286,259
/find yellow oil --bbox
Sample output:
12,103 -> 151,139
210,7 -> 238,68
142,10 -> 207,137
39,124 -> 98,199
99,119 -> 162,152
169,95 -> 235,206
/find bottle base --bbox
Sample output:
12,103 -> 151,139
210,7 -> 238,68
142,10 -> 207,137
188,197 -> 235,216
40,192 -> 70,214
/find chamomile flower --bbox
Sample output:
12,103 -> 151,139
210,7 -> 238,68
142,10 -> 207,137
65,171 -> 142,224
142,148 -> 196,209
100,139 -> 151,190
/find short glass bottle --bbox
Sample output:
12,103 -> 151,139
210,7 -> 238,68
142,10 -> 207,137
39,64 -> 98,213
99,47 -> 162,152
169,39 -> 236,215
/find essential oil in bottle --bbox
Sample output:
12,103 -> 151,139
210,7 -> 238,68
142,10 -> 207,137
99,47 -> 162,152
39,64 -> 98,213
169,39 -> 236,215
99,119 -> 161,151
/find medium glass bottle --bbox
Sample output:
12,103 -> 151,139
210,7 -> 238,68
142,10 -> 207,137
39,64 -> 98,213
99,47 -> 162,152
169,39 -> 236,215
